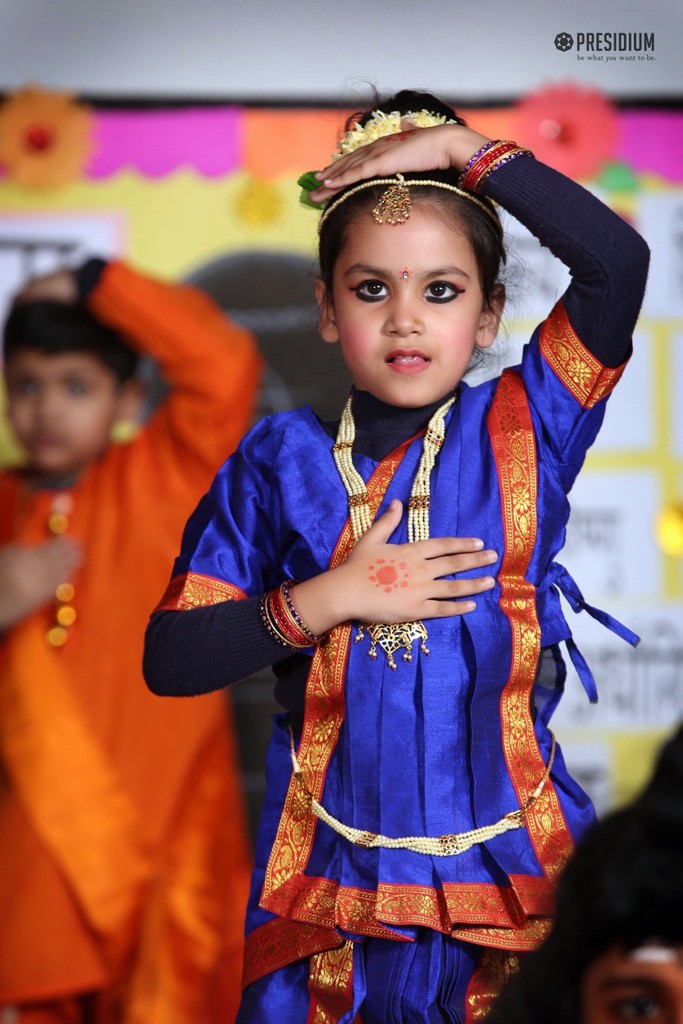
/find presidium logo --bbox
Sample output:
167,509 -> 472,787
554,31 -> 656,61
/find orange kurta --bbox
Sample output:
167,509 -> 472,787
0,261 -> 262,1022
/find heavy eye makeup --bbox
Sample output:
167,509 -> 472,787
425,281 -> 465,304
349,279 -> 465,303
350,279 -> 387,302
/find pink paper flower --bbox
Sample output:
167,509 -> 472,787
513,83 -> 619,180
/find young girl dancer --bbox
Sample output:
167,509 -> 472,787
144,90 -> 650,1022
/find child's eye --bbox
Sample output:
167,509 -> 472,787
425,282 -> 464,303
9,378 -> 39,396
612,995 -> 663,1020
66,379 -> 88,396
351,280 -> 388,302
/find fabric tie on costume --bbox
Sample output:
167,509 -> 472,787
546,561 -> 640,703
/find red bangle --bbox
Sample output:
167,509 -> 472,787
281,580 -> 319,644
259,581 -> 320,649
459,140 -> 532,192
458,140 -> 500,180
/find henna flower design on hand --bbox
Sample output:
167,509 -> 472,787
368,558 -> 410,593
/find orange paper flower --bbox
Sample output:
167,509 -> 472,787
513,83 -> 619,180
0,84 -> 93,188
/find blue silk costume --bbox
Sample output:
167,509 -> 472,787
158,300 -> 636,1022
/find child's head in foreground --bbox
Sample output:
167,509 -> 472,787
487,725 -> 683,1024
314,89 -> 507,409
3,299 -> 140,481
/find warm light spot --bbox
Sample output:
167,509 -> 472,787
48,513 -> 69,534
655,504 -> 683,558
56,605 -> 77,627
46,626 -> 68,647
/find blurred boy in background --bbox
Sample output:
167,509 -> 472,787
0,258 -> 262,1024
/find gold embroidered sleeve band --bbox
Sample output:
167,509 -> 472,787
540,302 -> 628,408
153,571 -> 247,611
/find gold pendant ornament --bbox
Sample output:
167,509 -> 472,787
372,174 -> 412,225
333,392 -> 456,669
355,620 -> 430,670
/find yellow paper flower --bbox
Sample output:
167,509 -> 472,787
234,177 -> 283,226
0,84 -> 93,188
337,109 -> 456,157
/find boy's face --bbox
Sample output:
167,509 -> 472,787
582,944 -> 683,1024
317,204 -> 501,409
4,348 -> 134,480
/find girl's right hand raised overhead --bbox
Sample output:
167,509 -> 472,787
291,499 -> 497,638
309,122 -> 492,204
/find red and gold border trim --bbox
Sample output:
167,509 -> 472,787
455,915 -> 551,952
243,918 -> 343,989
246,870 -> 554,984
465,947 -> 522,1022
307,940 -> 357,1024
262,872 -> 553,939
488,369 -> 573,883
153,571 -> 247,611
540,301 -> 627,409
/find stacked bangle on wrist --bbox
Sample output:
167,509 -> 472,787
458,139 -> 533,193
259,580 -> 321,649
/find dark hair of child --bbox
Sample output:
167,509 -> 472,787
4,300 -> 139,383
487,725 -> 683,1024
318,89 -> 506,306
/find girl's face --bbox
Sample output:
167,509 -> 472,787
317,203 -> 502,409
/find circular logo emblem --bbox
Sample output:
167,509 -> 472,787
554,32 -> 574,51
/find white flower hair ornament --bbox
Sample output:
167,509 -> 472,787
337,109 -> 458,156
298,107 -> 505,233
297,109 -> 458,209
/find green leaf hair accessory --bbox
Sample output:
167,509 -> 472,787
297,170 -> 324,209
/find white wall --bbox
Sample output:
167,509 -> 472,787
0,0 -> 681,101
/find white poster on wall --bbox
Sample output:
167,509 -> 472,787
0,213 -> 123,346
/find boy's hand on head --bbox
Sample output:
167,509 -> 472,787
291,500 -> 498,636
0,538 -> 82,630
14,268 -> 79,306
310,124 -> 493,203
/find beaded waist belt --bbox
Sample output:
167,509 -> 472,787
289,728 -> 556,857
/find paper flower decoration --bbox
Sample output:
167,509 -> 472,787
0,85 -> 93,188
597,161 -> 639,195
234,177 -> 283,227
513,83 -> 619,180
